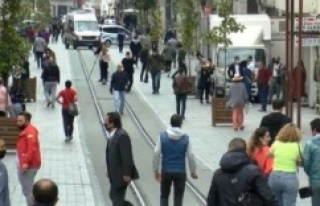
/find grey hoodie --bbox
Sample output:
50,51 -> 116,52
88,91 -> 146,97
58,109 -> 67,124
153,127 -> 197,174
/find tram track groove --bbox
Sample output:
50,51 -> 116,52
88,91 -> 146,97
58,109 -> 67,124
77,49 -> 207,206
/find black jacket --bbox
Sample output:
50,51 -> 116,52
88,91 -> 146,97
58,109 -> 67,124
198,67 -> 212,89
228,63 -> 244,79
110,70 -> 129,92
106,129 -> 139,187
42,64 -> 60,83
122,58 -> 135,74
207,150 -> 278,206
130,39 -> 142,54
260,112 -> 291,146
140,48 -> 149,63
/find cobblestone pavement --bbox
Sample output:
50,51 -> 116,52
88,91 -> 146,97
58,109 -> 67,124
4,43 -> 101,206
108,46 -> 314,205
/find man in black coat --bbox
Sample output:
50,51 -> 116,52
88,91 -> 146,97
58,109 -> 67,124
105,112 -> 139,206
227,56 -> 243,79
207,138 -> 278,206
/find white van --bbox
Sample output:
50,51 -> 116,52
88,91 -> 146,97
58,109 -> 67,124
63,11 -> 100,49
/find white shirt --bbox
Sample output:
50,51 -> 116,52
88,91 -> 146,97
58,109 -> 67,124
247,61 -> 255,71
273,64 -> 280,77
235,65 -> 240,75
106,128 -> 117,139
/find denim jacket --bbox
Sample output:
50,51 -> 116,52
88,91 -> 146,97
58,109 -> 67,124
303,134 -> 320,183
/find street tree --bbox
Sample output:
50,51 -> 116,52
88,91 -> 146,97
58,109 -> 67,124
149,2 -> 163,52
175,0 -> 201,75
134,0 -> 157,32
33,0 -> 52,30
0,0 -> 31,86
205,0 -> 245,85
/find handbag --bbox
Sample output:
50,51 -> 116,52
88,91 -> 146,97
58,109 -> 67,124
64,91 -> 79,116
297,143 -> 313,198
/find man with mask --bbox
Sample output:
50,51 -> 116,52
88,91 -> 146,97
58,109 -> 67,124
0,139 -> 10,206
105,112 -> 139,206
16,111 -> 41,206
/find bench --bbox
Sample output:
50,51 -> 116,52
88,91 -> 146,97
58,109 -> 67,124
0,118 -> 19,150
28,77 -> 37,102
212,98 -> 232,126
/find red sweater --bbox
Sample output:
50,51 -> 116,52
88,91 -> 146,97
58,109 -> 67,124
250,146 -> 273,175
257,67 -> 271,86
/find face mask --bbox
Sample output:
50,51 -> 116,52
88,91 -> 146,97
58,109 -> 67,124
0,150 -> 6,159
17,124 -> 27,131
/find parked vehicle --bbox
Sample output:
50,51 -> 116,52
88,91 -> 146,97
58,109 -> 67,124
63,10 -> 100,49
99,24 -> 131,47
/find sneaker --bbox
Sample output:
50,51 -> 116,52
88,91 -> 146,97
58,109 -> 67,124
46,102 -> 51,108
65,137 -> 71,142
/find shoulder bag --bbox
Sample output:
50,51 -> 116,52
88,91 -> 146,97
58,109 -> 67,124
64,90 -> 79,116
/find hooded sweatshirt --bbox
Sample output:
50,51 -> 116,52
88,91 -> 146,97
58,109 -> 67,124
260,112 -> 291,145
153,127 -> 196,174
303,134 -> 320,183
207,150 -> 278,206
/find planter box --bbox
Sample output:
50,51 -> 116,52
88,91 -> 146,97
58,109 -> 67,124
0,117 -> 19,150
186,76 -> 196,96
28,77 -> 37,102
212,98 -> 232,126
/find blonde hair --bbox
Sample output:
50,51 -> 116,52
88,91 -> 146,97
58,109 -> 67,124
276,123 -> 301,142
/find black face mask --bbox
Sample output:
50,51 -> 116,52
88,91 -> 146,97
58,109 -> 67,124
17,124 -> 27,131
0,150 -> 6,159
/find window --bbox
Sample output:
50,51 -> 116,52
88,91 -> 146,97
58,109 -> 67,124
217,48 -> 266,67
74,21 -> 99,31
102,27 -> 119,33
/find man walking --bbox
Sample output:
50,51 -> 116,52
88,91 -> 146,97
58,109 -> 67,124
139,45 -> 149,83
257,61 -> 271,112
147,50 -> 164,94
207,138 -> 277,206
33,33 -> 46,69
260,99 -> 291,146
42,57 -> 60,108
16,111 -> 41,206
117,30 -> 125,53
122,52 -> 135,92
32,178 -> 59,206
153,114 -> 198,206
0,139 -> 10,206
172,69 -> 189,119
105,112 -> 139,206
56,80 -> 78,142
303,118 -> 320,206
110,64 -> 129,115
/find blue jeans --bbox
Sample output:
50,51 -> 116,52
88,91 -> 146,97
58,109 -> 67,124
268,171 -> 298,206
258,84 -> 269,111
151,71 -> 161,93
114,91 -> 125,113
311,182 -> 320,206
244,81 -> 252,102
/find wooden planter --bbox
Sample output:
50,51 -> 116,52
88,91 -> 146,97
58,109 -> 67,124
186,76 -> 196,96
0,117 -> 19,150
28,77 -> 37,102
212,98 -> 232,126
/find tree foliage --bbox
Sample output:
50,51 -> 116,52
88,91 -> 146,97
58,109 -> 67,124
0,0 -> 30,75
205,0 -> 245,46
134,0 -> 157,12
149,3 -> 163,42
34,0 -> 52,30
175,0 -> 200,55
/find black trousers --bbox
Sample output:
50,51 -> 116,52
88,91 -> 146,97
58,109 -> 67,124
100,61 -> 109,81
62,109 -> 75,137
199,85 -> 210,103
160,172 -> 186,206
0,111 -> 5,117
127,72 -> 133,92
119,42 -> 124,53
140,62 -> 148,82
110,184 -> 129,206
132,52 -> 139,64
176,93 -> 187,117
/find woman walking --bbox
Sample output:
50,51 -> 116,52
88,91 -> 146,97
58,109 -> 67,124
247,127 -> 273,176
98,45 -> 110,85
226,74 -> 248,131
268,123 -> 302,206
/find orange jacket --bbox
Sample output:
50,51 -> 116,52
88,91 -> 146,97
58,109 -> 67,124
16,124 -> 41,169
250,146 -> 273,176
